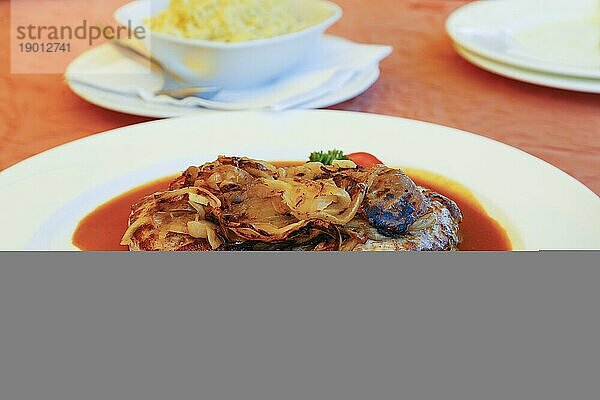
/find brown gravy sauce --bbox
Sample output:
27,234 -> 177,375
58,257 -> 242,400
73,163 -> 511,251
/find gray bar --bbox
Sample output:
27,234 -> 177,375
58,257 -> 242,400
0,252 -> 598,400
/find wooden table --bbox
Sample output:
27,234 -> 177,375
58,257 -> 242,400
1,0 -> 599,194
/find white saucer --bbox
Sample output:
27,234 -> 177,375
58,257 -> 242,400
455,44 -> 600,94
447,0 -> 600,80
66,43 -> 381,118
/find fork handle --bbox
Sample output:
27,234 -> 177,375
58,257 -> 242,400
111,39 -> 185,83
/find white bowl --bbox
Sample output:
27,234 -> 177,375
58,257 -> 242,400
114,0 -> 342,89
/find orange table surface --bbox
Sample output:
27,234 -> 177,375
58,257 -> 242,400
1,0 -> 599,194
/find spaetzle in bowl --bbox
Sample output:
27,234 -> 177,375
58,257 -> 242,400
115,0 -> 342,88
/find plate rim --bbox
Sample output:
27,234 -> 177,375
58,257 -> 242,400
1,109 -> 597,197
454,44 -> 600,94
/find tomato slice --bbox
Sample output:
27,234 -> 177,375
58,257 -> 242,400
346,152 -> 383,168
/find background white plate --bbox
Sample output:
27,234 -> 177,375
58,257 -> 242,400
447,0 -> 600,79
0,110 -> 598,250
66,44 -> 380,118
455,44 -> 600,94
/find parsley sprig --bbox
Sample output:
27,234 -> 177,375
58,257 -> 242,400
309,149 -> 347,165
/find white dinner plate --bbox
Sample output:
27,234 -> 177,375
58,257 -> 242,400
447,0 -> 600,79
455,44 -> 600,94
66,44 -> 380,118
0,110 -> 598,250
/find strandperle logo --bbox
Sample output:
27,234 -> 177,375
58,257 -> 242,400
10,0 -> 153,74
15,19 -> 146,47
